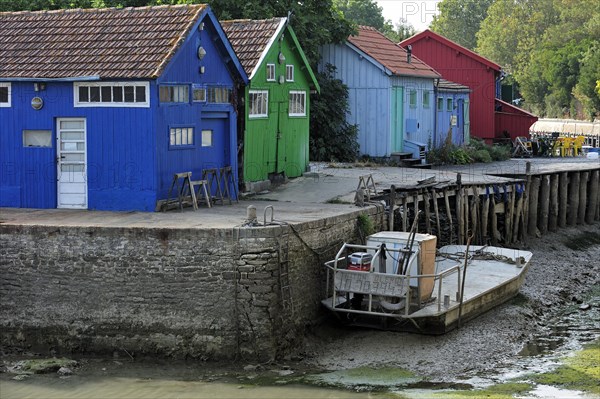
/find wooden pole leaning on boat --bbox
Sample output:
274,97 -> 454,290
400,214 -> 419,275
457,233 -> 474,329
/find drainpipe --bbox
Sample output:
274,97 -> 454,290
433,78 -> 439,148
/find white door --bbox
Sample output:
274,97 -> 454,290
57,118 -> 87,209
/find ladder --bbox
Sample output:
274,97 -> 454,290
278,226 -> 294,315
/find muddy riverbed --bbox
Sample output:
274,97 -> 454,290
2,223 -> 599,398
304,223 -> 600,380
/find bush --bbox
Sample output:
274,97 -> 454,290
310,64 -> 359,162
427,137 -> 510,165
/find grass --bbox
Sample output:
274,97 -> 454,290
530,339 -> 600,394
326,197 -> 352,204
19,358 -> 78,374
425,382 -> 533,399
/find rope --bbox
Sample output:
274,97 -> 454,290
436,248 -> 517,264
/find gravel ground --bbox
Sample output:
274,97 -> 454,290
303,222 -> 600,381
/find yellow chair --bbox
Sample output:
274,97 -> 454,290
552,137 -> 565,157
573,136 -> 585,156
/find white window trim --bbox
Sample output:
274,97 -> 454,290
289,90 -> 306,117
266,64 -> 276,82
286,65 -> 294,82
193,84 -> 207,102
201,129 -> 213,147
74,81 -> 150,108
0,82 -> 11,107
169,126 -> 195,147
249,90 -> 269,119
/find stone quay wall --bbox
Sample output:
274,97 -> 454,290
0,205 -> 384,361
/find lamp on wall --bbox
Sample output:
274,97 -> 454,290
33,82 -> 46,91
278,51 -> 285,64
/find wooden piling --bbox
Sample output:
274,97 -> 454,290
524,162 -> 532,237
481,188 -> 490,244
470,188 -> 479,244
414,193 -> 420,233
539,175 -> 550,235
457,174 -> 464,245
402,196 -> 408,232
586,170 -> 599,224
567,172 -> 580,226
527,176 -> 540,236
578,171 -> 589,224
558,172 -> 568,228
507,186 -> 516,244
491,191 -> 498,245
388,185 -> 396,231
549,174 -> 559,232
514,188 -> 523,242
443,189 -> 453,244
432,188 -> 441,237
424,190 -> 432,234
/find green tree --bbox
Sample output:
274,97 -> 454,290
430,0 -> 494,50
310,64 -> 359,162
333,0 -> 406,42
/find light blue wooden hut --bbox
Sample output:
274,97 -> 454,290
434,79 -> 471,147
319,26 -> 440,161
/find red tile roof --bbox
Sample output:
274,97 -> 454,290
0,5 -> 206,79
400,29 -> 501,72
347,26 -> 440,79
438,79 -> 470,92
221,18 -> 284,77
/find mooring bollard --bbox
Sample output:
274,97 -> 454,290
246,205 -> 257,224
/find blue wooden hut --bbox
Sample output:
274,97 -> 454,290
319,26 -> 440,160
0,5 -> 247,211
434,79 -> 471,147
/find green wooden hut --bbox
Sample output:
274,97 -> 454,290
222,18 -> 320,188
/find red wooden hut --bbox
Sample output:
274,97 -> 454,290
400,30 -> 537,143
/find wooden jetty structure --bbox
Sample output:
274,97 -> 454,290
373,162 -> 600,246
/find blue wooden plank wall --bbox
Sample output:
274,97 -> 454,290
435,91 -> 470,147
155,15 -> 237,201
320,44 -> 391,157
390,76 -> 435,149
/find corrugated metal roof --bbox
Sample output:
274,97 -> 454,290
347,26 -> 440,79
0,5 -> 206,79
220,18 -> 283,78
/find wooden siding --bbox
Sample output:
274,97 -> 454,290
155,15 -> 238,200
242,26 -> 312,182
320,44 -> 437,157
402,38 -> 498,141
435,90 -> 470,147
320,43 -> 391,157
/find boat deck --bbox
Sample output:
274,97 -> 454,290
410,246 -> 532,318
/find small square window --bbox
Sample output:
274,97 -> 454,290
160,85 -> 189,103
249,90 -> 268,118
286,65 -> 294,82
422,91 -> 430,108
23,130 -> 52,148
437,97 -> 444,111
447,98 -> 453,111
193,85 -> 206,102
289,90 -> 306,116
409,89 -> 417,108
201,130 -> 213,147
266,64 -> 276,82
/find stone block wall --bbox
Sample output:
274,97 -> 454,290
0,205 -> 384,360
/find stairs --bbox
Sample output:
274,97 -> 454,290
391,152 -> 432,169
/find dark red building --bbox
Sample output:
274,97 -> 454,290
401,30 -> 537,143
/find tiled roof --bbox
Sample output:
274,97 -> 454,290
221,18 -> 284,77
0,5 -> 206,79
347,26 -> 440,79
438,79 -> 470,92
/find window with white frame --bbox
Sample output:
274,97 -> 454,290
74,82 -> 149,107
169,127 -> 194,147
201,130 -> 213,147
159,85 -> 189,103
266,64 -> 276,82
193,85 -> 206,102
0,83 -> 11,107
249,90 -> 268,118
289,90 -> 306,116
286,65 -> 294,82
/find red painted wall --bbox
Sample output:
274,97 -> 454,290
494,100 -> 538,141
403,37 -> 498,141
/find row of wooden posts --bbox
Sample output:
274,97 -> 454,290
386,164 -> 600,246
